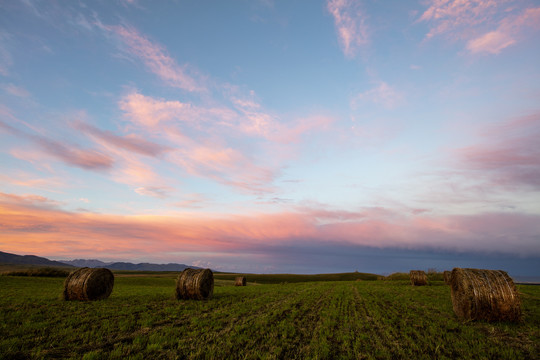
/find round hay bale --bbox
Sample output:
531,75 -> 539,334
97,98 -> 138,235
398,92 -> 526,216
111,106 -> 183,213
443,270 -> 452,285
235,276 -> 246,286
409,270 -> 428,286
450,268 -> 521,322
63,267 -> 114,301
176,268 -> 214,300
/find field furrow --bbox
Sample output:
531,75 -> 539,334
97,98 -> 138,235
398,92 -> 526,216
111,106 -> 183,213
0,276 -> 538,359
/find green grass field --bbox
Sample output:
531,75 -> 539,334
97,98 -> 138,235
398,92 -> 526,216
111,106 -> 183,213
0,273 -> 538,359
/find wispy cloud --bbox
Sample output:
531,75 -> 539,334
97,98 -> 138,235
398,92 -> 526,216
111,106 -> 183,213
172,193 -> 208,209
0,173 -> 65,190
327,0 -> 369,58
0,32 -> 13,76
466,30 -> 515,54
2,83 -> 31,98
466,7 -> 540,54
135,186 -> 174,199
418,0 -> 503,40
418,0 -> 540,55
118,90 -> 334,193
36,138 -> 113,170
1,193 -> 539,262
455,113 -> 540,190
74,121 -> 169,157
118,91 -> 237,130
107,25 -> 206,92
352,82 -> 404,109
167,138 -> 278,194
118,91 -> 279,193
0,120 -> 114,171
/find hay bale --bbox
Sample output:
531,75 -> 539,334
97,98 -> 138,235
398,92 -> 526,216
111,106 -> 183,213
409,270 -> 428,286
443,270 -> 452,285
235,276 -> 246,286
450,268 -> 521,322
63,267 -> 114,301
176,268 -> 214,300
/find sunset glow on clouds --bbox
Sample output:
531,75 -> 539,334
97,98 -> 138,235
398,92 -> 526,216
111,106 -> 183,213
1,0 -> 539,275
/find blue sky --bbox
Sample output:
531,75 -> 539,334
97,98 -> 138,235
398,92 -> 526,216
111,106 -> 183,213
1,0 -> 539,276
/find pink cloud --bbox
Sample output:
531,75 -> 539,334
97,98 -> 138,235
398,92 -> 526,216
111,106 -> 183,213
225,86 -> 336,142
2,83 -> 31,98
117,90 -> 336,193
0,173 -> 65,190
456,113 -> 540,190
117,91 -> 280,193
134,186 -> 174,199
418,0 -> 503,40
108,25 -> 205,92
466,7 -> 540,54
327,0 -> 369,58
119,92 -> 237,130
74,121 -> 169,157
1,119 -> 114,171
2,109 -> 169,199
419,1 -> 540,55
37,138 -> 114,171
172,193 -> 208,209
169,140 -> 278,194
1,192 -> 539,261
352,82 -> 404,109
110,157 -> 163,189
0,32 -> 13,76
466,30 -> 515,54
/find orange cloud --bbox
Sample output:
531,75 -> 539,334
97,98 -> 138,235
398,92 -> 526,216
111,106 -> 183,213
1,192 -> 539,263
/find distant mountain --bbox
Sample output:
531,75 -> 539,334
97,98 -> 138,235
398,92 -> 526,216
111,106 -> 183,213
107,262 -> 194,271
59,259 -> 197,271
1,251 -> 199,272
0,251 -> 74,268
60,259 -> 109,268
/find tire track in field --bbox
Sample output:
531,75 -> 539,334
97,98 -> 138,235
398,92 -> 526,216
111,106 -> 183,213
279,283 -> 337,358
350,283 -> 408,358
68,284 -> 316,357
193,282 -> 336,358
38,290 -> 280,358
304,282 -> 357,359
185,285 -> 305,347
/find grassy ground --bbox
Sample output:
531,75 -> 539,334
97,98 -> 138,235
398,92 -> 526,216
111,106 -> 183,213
213,271 -> 381,283
0,275 -> 538,359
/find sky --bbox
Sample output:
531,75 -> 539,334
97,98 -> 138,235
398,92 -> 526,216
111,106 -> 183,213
1,0 -> 539,276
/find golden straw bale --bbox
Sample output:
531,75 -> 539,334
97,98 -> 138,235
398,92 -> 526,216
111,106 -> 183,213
443,271 -> 452,285
175,268 -> 214,300
235,276 -> 246,286
63,267 -> 114,301
450,268 -> 521,322
409,270 -> 428,286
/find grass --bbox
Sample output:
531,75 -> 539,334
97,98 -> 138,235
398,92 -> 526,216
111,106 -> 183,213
213,271 -> 381,284
1,267 -> 70,277
0,274 -> 538,359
